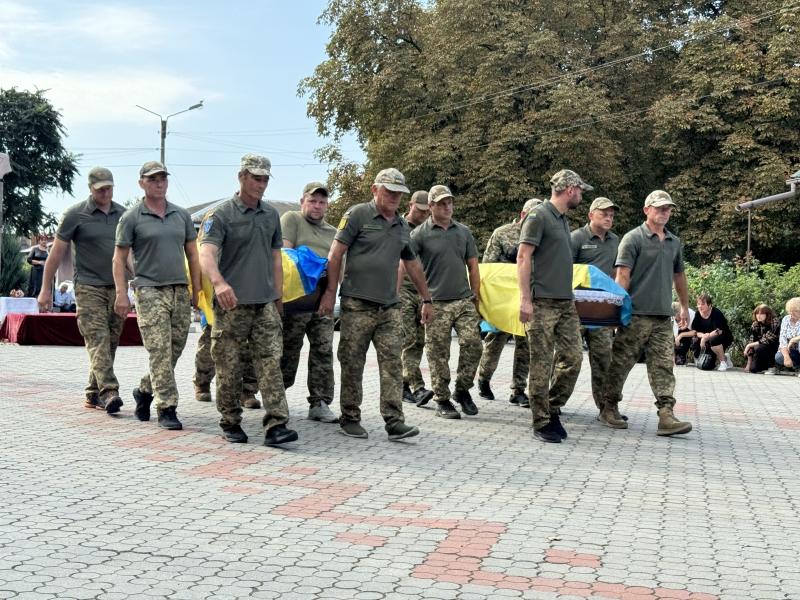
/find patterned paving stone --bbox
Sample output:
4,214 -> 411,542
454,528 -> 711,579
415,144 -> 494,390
2,334 -> 800,599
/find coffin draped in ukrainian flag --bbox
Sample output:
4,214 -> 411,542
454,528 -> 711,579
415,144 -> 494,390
477,263 -> 632,337
195,245 -> 327,327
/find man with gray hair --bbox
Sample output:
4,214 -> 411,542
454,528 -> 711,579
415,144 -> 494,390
598,190 -> 693,436
199,154 -> 298,446
401,190 -> 434,406
113,161 -> 201,430
319,168 -> 432,441
570,197 -> 621,417
280,181 -> 338,424
517,169 -> 588,443
477,197 -> 542,407
38,167 -> 126,413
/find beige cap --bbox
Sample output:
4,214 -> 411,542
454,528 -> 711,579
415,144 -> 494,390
241,154 -> 271,176
522,198 -> 543,214
550,169 -> 593,193
428,184 -> 454,204
644,190 -> 676,208
303,181 -> 329,196
411,190 -> 430,210
589,197 -> 619,211
88,166 -> 114,189
139,161 -> 169,178
374,168 -> 410,193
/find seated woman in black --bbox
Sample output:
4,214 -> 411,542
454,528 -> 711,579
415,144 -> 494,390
675,293 -> 733,370
743,303 -> 780,373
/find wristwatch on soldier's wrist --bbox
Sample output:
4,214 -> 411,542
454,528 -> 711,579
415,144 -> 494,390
422,299 -> 432,304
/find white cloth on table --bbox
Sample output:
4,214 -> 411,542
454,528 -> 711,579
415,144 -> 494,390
0,297 -> 39,325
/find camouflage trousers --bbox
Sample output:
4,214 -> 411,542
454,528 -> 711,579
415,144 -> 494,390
582,326 -> 614,410
601,316 -> 676,411
337,297 -> 406,429
193,324 -> 258,394
211,302 -> 289,432
135,285 -> 191,410
400,288 -> 426,391
281,311 -> 335,406
425,297 -> 482,403
525,299 -> 582,430
478,332 -> 529,393
74,284 -> 124,401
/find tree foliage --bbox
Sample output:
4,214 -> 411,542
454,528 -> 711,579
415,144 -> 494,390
300,0 -> 800,262
0,234 -> 27,295
0,88 -> 78,236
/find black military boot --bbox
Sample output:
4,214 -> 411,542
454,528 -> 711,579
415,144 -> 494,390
157,406 -> 183,430
132,388 -> 153,422
477,378 -> 494,400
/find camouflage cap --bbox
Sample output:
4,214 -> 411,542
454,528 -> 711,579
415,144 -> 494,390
139,161 -> 169,178
303,181 -> 329,196
241,154 -> 271,177
374,168 -> 410,193
411,190 -> 430,210
428,184 -> 454,204
550,169 -> 593,193
589,197 -> 619,211
522,198 -> 543,214
88,166 -> 114,189
644,190 -> 676,208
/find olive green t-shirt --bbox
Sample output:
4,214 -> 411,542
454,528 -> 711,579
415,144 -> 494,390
56,196 -> 125,286
335,200 -> 415,305
280,210 -> 336,258
401,219 -> 424,294
570,224 -> 619,277
115,199 -> 196,287
200,195 -> 283,304
518,201 -> 574,300
410,218 -> 477,301
616,223 -> 684,317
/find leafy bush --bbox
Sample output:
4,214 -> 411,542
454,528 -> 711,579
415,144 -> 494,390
0,234 -> 28,295
684,260 -> 800,364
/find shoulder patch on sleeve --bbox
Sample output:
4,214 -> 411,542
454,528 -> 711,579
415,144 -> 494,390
203,217 -> 214,234
337,217 -> 348,230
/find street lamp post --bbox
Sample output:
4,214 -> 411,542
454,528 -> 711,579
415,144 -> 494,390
135,101 -> 204,165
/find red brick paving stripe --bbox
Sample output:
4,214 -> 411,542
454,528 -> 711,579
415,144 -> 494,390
221,485 -> 264,495
280,466 -> 319,475
773,417 -> 800,430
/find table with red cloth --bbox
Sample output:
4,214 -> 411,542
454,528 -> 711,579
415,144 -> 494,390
0,312 -> 142,345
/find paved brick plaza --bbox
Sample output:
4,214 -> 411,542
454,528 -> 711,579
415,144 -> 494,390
1,332 -> 798,600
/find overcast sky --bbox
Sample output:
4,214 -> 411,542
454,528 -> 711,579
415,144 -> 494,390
1,0 -> 364,217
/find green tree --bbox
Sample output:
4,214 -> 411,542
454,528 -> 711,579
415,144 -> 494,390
649,0 -> 800,265
0,234 -> 27,295
302,0 -> 799,260
0,88 -> 78,236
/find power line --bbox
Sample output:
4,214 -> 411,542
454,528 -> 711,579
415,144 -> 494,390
459,77 -> 785,151
400,4 -> 799,122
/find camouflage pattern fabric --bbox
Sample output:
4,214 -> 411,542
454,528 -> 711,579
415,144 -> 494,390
74,284 -> 124,401
478,331 -> 529,393
583,326 -> 614,410
281,311 -> 335,406
400,287 -> 426,391
211,302 -> 289,431
193,324 -> 258,394
135,285 -> 192,410
337,297 -> 407,429
601,316 -> 677,410
425,297 -> 482,402
483,220 -> 522,264
524,299 -> 582,430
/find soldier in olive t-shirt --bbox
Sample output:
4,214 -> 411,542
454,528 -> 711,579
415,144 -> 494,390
37,167 -> 126,413
409,185 -> 482,419
319,168 -> 433,442
517,169 -> 591,444
568,197 -> 620,413
279,182 -> 338,425
598,190 -> 693,437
